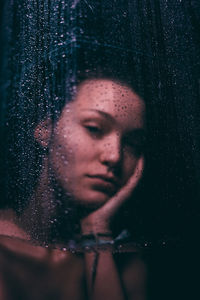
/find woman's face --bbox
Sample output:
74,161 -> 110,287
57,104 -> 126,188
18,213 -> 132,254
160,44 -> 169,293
48,79 -> 145,207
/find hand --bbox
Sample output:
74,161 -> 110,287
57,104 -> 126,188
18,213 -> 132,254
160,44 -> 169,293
81,156 -> 144,235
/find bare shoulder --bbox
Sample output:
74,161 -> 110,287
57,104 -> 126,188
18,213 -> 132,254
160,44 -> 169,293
0,209 -> 29,240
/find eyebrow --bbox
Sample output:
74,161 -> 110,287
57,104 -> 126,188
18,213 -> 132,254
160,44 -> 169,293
81,109 -> 115,122
81,109 -> 146,134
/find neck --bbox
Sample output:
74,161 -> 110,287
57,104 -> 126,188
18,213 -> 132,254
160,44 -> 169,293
20,157 -> 81,245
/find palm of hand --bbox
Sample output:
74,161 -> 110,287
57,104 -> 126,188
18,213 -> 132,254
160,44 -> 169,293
81,156 -> 144,235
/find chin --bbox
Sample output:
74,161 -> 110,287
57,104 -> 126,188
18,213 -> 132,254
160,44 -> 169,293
75,189 -> 109,208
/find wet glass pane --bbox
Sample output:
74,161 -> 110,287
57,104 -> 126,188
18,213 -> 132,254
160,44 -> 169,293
0,1 -> 199,299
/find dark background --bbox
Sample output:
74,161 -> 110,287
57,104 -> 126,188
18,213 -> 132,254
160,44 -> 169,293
0,1 -> 200,299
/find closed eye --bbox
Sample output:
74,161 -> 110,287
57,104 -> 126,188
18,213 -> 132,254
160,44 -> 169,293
84,125 -> 103,137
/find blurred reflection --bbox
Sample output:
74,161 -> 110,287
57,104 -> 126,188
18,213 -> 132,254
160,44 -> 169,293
0,76 -> 147,300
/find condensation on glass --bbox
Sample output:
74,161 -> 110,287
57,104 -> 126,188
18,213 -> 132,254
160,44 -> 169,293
0,1 -> 199,300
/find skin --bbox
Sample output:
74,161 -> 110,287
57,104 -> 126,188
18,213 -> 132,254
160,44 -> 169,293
33,78 -> 146,300
0,79 -> 146,300
44,79 -> 145,210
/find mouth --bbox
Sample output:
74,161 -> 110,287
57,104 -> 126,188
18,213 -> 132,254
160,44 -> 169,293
87,174 -> 118,184
86,174 -> 119,194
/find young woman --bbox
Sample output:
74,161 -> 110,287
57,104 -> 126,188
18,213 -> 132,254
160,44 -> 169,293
0,77 -> 147,300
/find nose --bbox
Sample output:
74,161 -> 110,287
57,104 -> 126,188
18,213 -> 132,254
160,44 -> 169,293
99,133 -> 122,168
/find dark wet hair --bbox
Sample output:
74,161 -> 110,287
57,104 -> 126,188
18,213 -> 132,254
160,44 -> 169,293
1,45 -> 145,219
31,43 -> 144,125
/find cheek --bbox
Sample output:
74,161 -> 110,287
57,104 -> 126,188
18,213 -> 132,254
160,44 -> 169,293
49,130 -> 95,175
123,153 -> 139,182
48,132 -> 75,179
52,124 -> 81,159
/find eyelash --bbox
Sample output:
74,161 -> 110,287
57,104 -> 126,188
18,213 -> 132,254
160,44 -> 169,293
84,125 -> 103,137
83,123 -> 145,153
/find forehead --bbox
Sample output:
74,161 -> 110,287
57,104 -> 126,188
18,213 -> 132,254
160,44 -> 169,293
61,79 -> 145,129
75,79 -> 144,116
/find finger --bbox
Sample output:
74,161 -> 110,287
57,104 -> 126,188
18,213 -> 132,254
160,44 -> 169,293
100,156 -> 144,220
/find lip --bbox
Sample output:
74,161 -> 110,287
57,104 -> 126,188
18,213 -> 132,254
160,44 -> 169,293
87,174 -> 118,185
86,175 -> 118,194
86,174 -> 120,195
